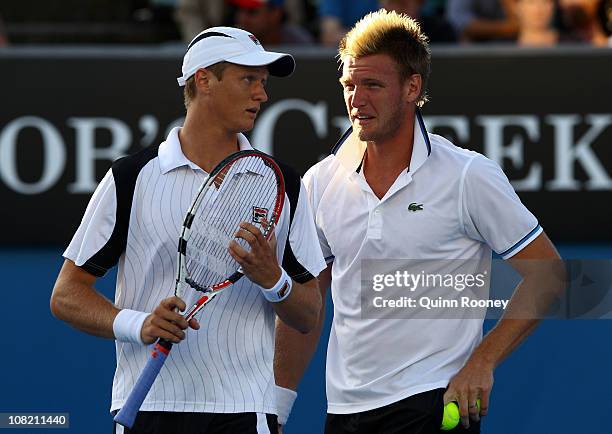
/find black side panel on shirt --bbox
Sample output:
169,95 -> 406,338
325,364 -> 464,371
275,159 -> 315,284
81,145 -> 160,277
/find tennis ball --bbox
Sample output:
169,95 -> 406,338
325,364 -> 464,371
440,400 -> 480,431
440,402 -> 460,431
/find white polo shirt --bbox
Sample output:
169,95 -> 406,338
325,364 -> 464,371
64,127 -> 326,415
303,111 -> 542,414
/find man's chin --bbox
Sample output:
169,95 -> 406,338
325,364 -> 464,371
237,121 -> 256,134
356,129 -> 376,142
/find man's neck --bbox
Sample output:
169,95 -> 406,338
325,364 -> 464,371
179,109 -> 241,173
362,114 -> 416,199
364,113 -> 415,173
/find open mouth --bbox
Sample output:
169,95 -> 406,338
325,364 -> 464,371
354,115 -> 374,123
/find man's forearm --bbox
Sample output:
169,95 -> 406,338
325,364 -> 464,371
471,250 -> 565,367
275,301 -> 327,389
473,279 -> 544,367
50,260 -> 119,339
51,281 -> 118,338
275,266 -> 331,389
470,318 -> 539,369
272,278 -> 322,334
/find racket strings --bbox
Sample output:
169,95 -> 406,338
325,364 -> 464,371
192,159 -> 276,283
197,158 -> 270,261
185,156 -> 280,289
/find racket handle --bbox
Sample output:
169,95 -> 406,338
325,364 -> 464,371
114,340 -> 173,428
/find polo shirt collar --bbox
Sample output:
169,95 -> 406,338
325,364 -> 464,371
158,127 -> 254,175
332,109 -> 432,174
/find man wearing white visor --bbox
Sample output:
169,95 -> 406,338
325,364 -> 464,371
52,26 -> 326,434
176,26 -> 296,85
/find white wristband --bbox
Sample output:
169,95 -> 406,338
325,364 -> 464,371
261,268 -> 293,303
275,385 -> 297,425
113,309 -> 149,344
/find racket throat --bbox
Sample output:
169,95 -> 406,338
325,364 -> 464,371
185,277 -> 207,292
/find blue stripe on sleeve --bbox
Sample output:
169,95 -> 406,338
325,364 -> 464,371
499,224 -> 542,258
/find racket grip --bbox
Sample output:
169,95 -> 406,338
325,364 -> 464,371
114,340 -> 173,428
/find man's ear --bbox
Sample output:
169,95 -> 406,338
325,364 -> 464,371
402,74 -> 422,105
194,68 -> 214,94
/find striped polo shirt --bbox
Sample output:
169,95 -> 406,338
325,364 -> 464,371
64,127 -> 326,415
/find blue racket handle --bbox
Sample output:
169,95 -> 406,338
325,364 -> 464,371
114,340 -> 173,428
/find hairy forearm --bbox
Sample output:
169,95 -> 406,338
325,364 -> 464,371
275,266 -> 330,388
272,279 -> 321,334
472,258 -> 564,366
471,317 -> 539,369
275,301 -> 326,389
50,261 -> 119,338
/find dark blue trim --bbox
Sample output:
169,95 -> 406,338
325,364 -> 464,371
416,108 -> 431,157
499,224 -> 542,257
331,126 -> 353,155
355,154 -> 365,174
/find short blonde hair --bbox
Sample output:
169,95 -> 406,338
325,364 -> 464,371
339,9 -> 431,106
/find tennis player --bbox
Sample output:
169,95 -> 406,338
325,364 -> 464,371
51,27 -> 326,434
274,10 -> 562,433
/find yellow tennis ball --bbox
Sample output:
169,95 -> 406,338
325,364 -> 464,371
441,402 -> 460,431
440,399 -> 480,431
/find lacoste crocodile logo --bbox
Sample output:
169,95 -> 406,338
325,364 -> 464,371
408,202 -> 423,212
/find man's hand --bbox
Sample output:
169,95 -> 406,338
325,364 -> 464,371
140,296 -> 200,344
228,221 -> 282,288
443,356 -> 494,429
278,425 -> 283,434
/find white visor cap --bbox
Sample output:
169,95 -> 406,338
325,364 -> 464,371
177,26 -> 296,86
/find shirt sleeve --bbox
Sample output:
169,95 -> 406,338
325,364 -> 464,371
461,155 -> 542,259
63,169 -> 120,276
303,164 -> 334,264
282,179 -> 327,283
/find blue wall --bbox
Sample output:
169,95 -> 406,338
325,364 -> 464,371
1,246 -> 611,434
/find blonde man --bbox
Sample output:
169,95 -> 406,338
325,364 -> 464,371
274,9 -> 560,434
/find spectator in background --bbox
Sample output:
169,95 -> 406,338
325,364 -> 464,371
0,14 -> 8,47
381,0 -> 457,42
175,0 -> 228,42
228,0 -> 314,45
175,0 -> 309,43
515,0 -> 558,45
446,0 -> 519,42
602,0 -> 612,40
558,0 -> 609,45
319,0 -> 379,46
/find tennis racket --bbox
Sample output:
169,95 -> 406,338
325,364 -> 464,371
114,149 -> 285,428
